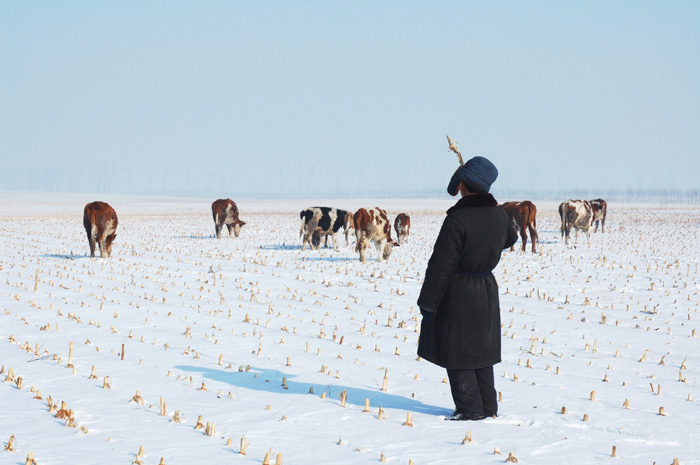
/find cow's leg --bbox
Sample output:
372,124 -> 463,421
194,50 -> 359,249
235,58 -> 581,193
302,230 -> 313,251
355,230 -> 363,253
601,219 -> 605,233
329,232 -> 339,251
98,236 -> 107,258
375,238 -> 386,262
215,223 -> 222,240
358,237 -> 370,263
87,229 -> 96,258
226,223 -> 233,237
528,225 -> 537,253
520,226 -> 527,252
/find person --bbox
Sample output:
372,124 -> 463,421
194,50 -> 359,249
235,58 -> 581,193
417,156 -> 517,421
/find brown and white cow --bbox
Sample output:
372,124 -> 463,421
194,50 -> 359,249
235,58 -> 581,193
394,213 -> 411,245
589,198 -> 607,233
343,211 -> 355,245
559,199 -> 594,245
354,207 -> 399,263
500,201 -> 538,253
212,199 -> 246,239
83,201 -> 118,258
299,207 -> 349,251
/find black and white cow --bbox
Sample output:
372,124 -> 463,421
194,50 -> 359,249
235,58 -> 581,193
589,198 -> 607,233
299,207 -> 349,251
559,199 -> 594,245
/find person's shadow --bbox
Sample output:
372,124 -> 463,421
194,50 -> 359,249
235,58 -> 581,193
175,364 -> 449,416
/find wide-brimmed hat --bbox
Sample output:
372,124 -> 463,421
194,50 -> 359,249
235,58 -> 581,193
447,156 -> 498,196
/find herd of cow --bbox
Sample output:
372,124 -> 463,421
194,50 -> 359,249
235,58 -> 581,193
81,197 -> 607,260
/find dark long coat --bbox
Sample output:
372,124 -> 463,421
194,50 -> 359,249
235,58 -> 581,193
417,193 -> 517,369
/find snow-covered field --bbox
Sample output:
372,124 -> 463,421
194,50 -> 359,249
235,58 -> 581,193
1,194 -> 698,465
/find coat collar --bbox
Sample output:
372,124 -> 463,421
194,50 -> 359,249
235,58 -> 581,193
447,193 -> 498,214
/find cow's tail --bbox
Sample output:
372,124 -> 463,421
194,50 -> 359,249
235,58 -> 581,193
299,210 -> 308,238
529,203 -> 539,243
562,201 -> 571,238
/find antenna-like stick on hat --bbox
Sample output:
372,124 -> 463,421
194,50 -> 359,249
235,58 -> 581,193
446,135 -> 464,166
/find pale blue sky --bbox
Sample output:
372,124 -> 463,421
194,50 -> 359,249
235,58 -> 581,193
1,1 -> 698,198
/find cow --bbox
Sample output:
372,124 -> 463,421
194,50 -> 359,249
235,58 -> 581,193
500,201 -> 539,253
589,198 -> 607,233
212,199 -> 246,239
83,201 -> 118,258
299,207 -> 349,251
559,199 -> 594,245
394,213 -> 411,245
343,211 -> 355,245
354,207 -> 399,263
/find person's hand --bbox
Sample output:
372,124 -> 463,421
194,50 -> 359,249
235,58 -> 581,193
420,307 -> 434,323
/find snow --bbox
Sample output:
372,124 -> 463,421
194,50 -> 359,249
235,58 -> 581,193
1,194 -> 698,465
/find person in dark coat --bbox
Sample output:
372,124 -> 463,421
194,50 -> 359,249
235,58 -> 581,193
417,156 -> 517,421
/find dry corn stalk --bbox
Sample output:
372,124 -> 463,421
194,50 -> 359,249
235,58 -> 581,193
462,430 -> 473,444
25,452 -> 37,465
67,341 -> 74,368
4,435 -> 16,451
130,390 -> 145,405
55,401 -> 70,420
506,452 -> 519,463
132,445 -> 145,465
239,436 -> 248,455
194,415 -> 204,430
262,449 -> 272,465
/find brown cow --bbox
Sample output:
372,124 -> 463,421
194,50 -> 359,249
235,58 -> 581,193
354,207 -> 399,263
500,201 -> 539,253
394,213 -> 411,245
83,201 -> 118,258
212,199 -> 246,239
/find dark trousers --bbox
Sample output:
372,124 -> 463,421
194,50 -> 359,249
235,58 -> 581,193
447,366 -> 497,416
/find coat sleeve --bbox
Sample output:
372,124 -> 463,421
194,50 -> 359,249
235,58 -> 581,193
417,215 -> 464,315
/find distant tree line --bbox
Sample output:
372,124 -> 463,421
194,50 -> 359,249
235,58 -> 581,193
493,187 -> 700,204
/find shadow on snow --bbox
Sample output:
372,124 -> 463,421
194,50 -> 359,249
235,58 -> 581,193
41,253 -> 88,260
175,364 -> 448,417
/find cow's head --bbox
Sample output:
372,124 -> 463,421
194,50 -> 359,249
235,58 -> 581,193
382,240 -> 400,260
105,233 -> 117,257
233,220 -> 246,237
510,217 -> 521,234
